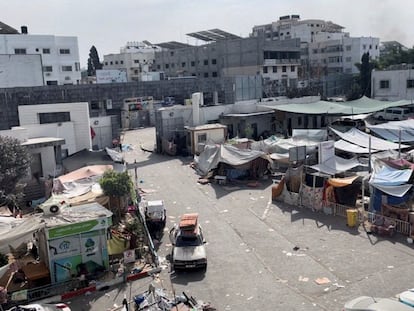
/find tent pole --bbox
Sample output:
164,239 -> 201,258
399,128 -> 401,159
368,135 -> 372,173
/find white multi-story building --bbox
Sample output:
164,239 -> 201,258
103,41 -> 161,81
308,33 -> 380,75
0,23 -> 81,86
252,15 -> 380,91
251,15 -> 344,44
371,65 -> 414,101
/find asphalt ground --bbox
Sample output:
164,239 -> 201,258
67,127 -> 414,311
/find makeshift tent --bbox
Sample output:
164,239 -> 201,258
334,139 -> 381,154
367,119 -> 414,142
310,156 -> 364,175
194,144 -> 270,176
381,158 -> 414,170
330,127 -> 410,151
259,96 -> 412,115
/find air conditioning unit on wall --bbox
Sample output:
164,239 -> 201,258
42,201 -> 67,215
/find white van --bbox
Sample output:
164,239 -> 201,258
374,107 -> 412,121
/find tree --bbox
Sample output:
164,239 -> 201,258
87,45 -> 103,76
0,136 -> 31,209
99,170 -> 135,219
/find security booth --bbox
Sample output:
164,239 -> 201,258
37,202 -> 113,283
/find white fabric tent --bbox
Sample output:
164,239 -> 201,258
367,119 -> 414,142
330,127 -> 410,150
334,139 -> 381,154
310,156 -> 365,175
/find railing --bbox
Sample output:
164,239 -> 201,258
5,279 -> 81,308
365,211 -> 412,236
306,200 -> 411,236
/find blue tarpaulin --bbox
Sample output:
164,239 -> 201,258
370,166 -> 412,186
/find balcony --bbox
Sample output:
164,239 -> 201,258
264,59 -> 301,66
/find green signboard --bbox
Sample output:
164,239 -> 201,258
48,217 -> 109,239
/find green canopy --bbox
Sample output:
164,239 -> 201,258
260,97 -> 412,115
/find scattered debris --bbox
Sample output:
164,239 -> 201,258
298,276 -> 309,282
315,277 -> 331,285
293,246 -> 300,251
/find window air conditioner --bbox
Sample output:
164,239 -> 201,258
42,201 -> 66,215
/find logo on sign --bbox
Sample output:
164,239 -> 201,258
84,238 -> 95,252
59,240 -> 71,251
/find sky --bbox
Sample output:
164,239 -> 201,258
4,0 -> 414,68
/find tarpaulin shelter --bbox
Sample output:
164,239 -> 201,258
259,96 -> 412,115
330,127 -> 410,151
369,163 -> 413,212
194,144 -> 271,176
367,119 -> 414,142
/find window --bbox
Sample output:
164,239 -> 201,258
170,51 -> 174,56
291,66 -> 295,72
62,65 -> 72,72
157,65 -> 161,69
380,80 -> 390,89
120,60 -> 123,64
282,66 -> 287,72
42,48 -> 50,54
191,61 -> 195,67
212,72 -> 218,77
369,45 -> 372,49
313,49 -> 318,54
204,72 -> 209,78
134,60 -> 139,64
59,48 -> 70,54
115,61 -> 118,65
14,48 -> 26,54
105,62 -> 108,65
204,60 -> 208,66
345,57 -> 352,62
165,64 -> 169,69
346,45 -> 351,51
212,59 -> 217,65
90,101 -> 100,110
110,61 -> 113,65
75,62 -> 80,71
182,62 -> 186,67
362,44 -> 366,50
39,112 -> 70,124
272,66 -> 277,73
171,63 -> 175,68
263,66 -> 268,73
46,80 -> 58,85
198,133 -> 207,143
43,66 -> 53,72
407,79 -> 414,88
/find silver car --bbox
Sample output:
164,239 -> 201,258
343,296 -> 414,311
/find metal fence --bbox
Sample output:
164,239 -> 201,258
322,201 -> 412,236
5,278 -> 81,308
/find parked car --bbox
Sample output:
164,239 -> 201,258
144,200 -> 166,238
374,107 -> 412,121
343,296 -> 413,311
169,213 -> 207,271
6,303 -> 71,311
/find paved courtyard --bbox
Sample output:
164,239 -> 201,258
69,127 -> 414,311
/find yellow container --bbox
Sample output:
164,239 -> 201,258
346,209 -> 358,227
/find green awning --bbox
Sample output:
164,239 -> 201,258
260,97 -> 412,115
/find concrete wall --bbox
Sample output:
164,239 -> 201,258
90,116 -> 114,149
0,34 -> 81,85
18,102 -> 91,154
371,68 -> 414,101
30,145 -> 56,178
0,78 -> 236,131
19,122 -> 76,155
0,55 -> 44,87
